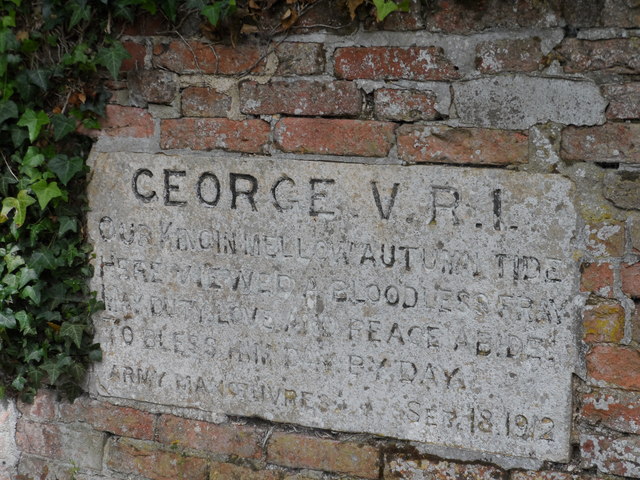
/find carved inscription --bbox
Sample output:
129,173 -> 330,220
87,153 -> 579,462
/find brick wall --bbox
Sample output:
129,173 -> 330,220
5,0 -> 640,478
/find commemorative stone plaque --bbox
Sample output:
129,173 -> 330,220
87,152 -> 579,462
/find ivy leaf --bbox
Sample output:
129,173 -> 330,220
42,356 -> 71,384
96,42 -> 130,80
58,216 -> 77,236
51,114 -> 77,141
25,348 -> 43,362
372,0 -> 409,21
17,109 -> 50,142
67,361 -> 86,381
68,1 -> 91,29
26,68 -> 50,90
0,99 -> 18,124
15,310 -> 35,335
11,376 -> 26,391
17,266 -> 37,288
4,252 -> 24,273
0,171 -> 18,197
21,285 -> 41,305
30,249 -> 59,273
31,179 -> 63,209
48,155 -> 83,185
0,190 -> 36,227
0,311 -> 16,329
60,322 -> 85,348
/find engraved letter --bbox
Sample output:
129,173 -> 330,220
371,181 -> 399,220
132,168 -> 156,202
197,172 -> 220,207
163,170 -> 187,206
309,178 -> 335,218
230,173 -> 258,211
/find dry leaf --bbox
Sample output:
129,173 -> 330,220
280,8 -> 299,29
16,30 -> 29,41
241,23 -> 259,34
347,0 -> 365,18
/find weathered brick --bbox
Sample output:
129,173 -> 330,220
604,171 -> 640,210
423,0 -> 562,33
603,83 -> 640,120
561,0 -> 605,28
240,80 -> 362,116
121,40 -> 146,72
157,415 -> 262,459
557,38 -> 640,74
580,262 -> 614,297
581,389 -> 640,434
585,221 -> 625,258
622,263 -> 640,298
181,87 -> 232,117
275,42 -> 325,75
384,456 -> 504,480
128,70 -> 178,106
153,41 -> 265,75
16,419 -> 106,469
581,434 -> 640,478
475,38 -> 543,73
602,0 -> 640,28
16,388 -> 56,420
583,300 -> 625,343
267,432 -> 379,479
374,88 -> 439,121
210,462 -> 280,480
106,438 -> 208,480
274,118 -> 395,157
631,216 -> 640,254
58,396 -> 155,440
160,118 -> 270,153
562,124 -> 640,164
586,345 -> 640,390
99,105 -> 155,138
334,47 -> 460,81
397,125 -> 528,165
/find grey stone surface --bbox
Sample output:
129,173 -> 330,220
0,399 -> 18,478
87,153 -> 580,462
453,75 -> 607,129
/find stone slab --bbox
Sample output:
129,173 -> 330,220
87,153 -> 580,462
453,75 -> 607,129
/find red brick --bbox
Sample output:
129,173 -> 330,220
557,38 -> 640,74
585,221 -> 625,258
274,118 -> 395,157
633,301 -> 640,343
423,0 -> 562,33
267,432 -> 379,479
17,388 -> 56,420
16,419 -> 106,469
397,125 -> 528,165
581,434 -> 640,477
240,80 -> 362,116
181,87 -> 232,117
210,462 -> 280,480
121,41 -> 146,72
106,438 -> 209,480
622,263 -> 640,298
59,397 -> 155,440
603,83 -> 640,120
562,124 -> 640,164
602,0 -> 640,28
128,70 -> 178,105
275,42 -> 325,75
100,105 -> 155,138
153,41 -> 265,75
475,38 -> 543,73
157,415 -> 262,459
385,456 -> 504,480
160,118 -> 270,153
587,345 -> 640,390
583,300 -> 626,343
334,47 -> 460,81
581,389 -> 640,435
374,88 -> 439,121
580,262 -> 614,297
